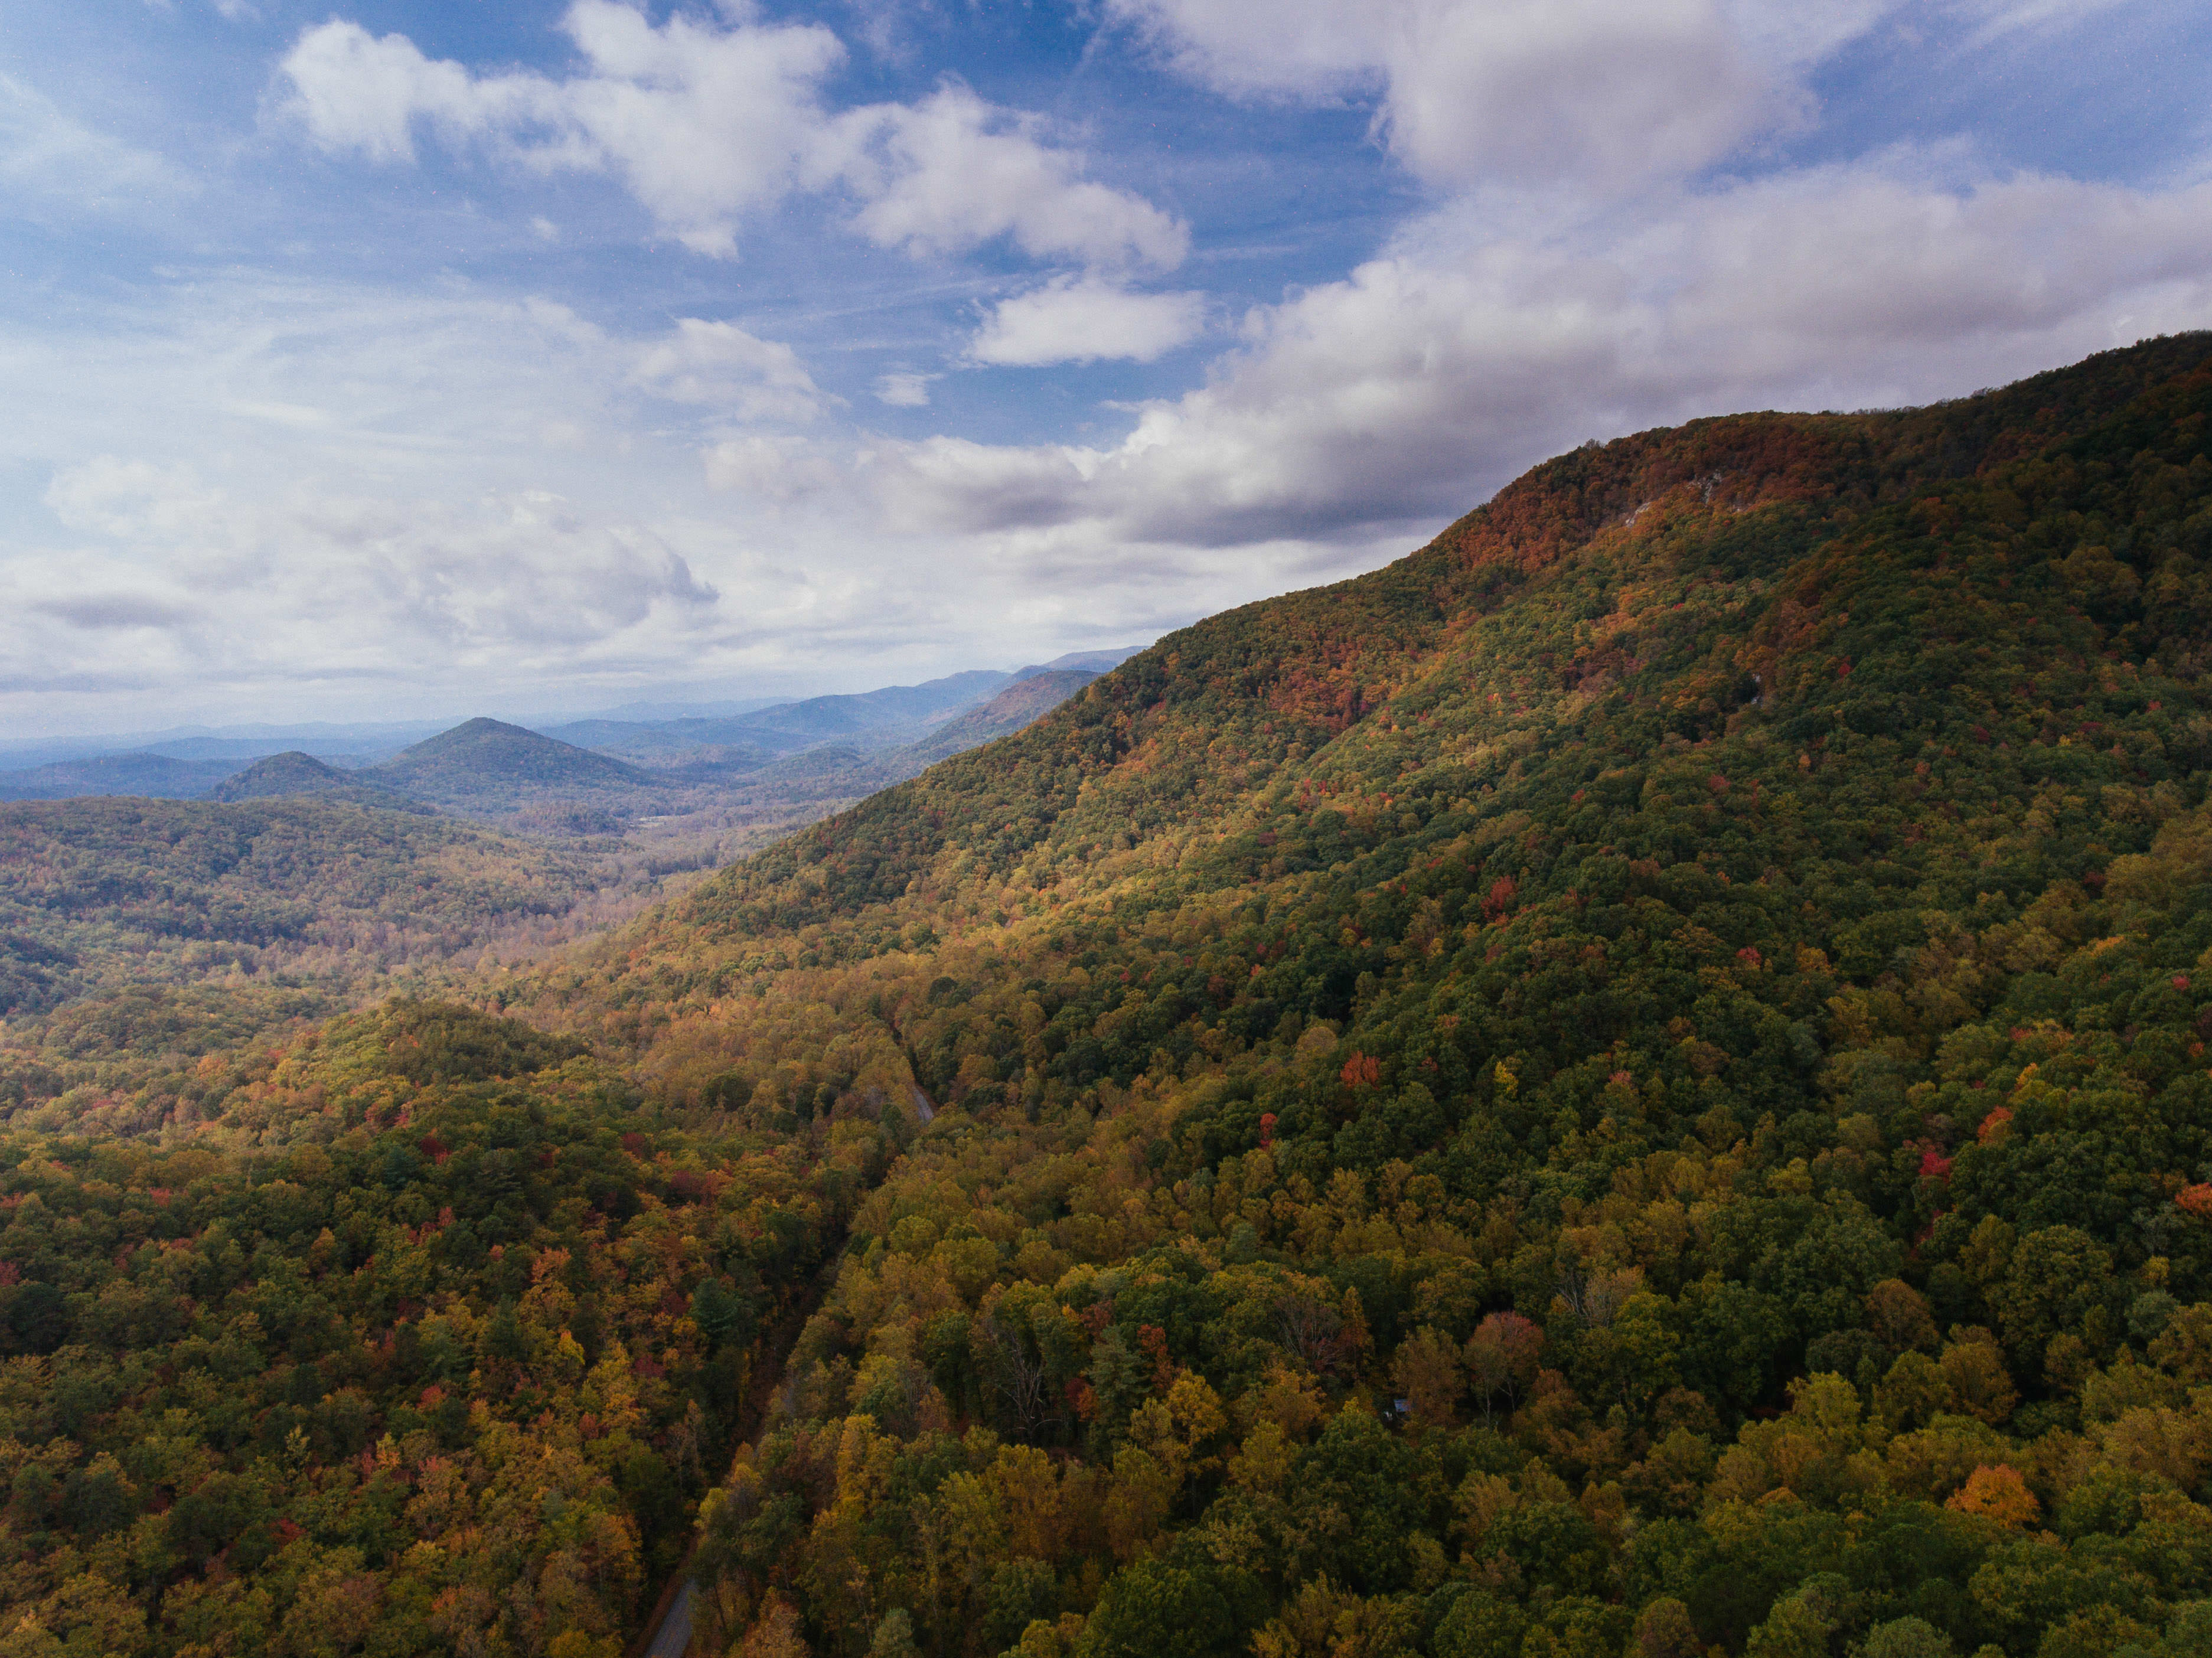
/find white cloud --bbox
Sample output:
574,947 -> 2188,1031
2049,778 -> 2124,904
0,270 -> 1187,730
702,433 -> 845,501
1953,0 -> 2135,42
280,6 -> 841,256
815,85 -> 1189,270
1105,0 -> 1790,191
5,458 -> 723,699
968,279 -> 1207,365
278,7 -> 1185,267
632,319 -> 833,422
0,73 -> 183,215
872,373 -> 938,407
861,164 -> 2212,550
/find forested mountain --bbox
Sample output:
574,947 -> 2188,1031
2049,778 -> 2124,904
368,720 -> 657,814
895,671 -> 1103,769
207,753 -> 422,810
0,755 -> 242,803
13,338 -> 2212,1658
0,797 -> 606,1022
495,335 -> 2212,1658
0,999 -> 888,1656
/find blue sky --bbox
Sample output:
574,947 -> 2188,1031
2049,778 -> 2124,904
2,1 -> 2209,735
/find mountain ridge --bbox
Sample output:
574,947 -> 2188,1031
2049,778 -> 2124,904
15,341 -> 2212,1658
498,333 -> 2212,1658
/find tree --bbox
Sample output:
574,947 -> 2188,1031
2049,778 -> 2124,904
1857,1617 -> 1955,1658
1076,1559 -> 1250,1658
1464,1313 -> 1542,1422
1945,1466 -> 2040,1529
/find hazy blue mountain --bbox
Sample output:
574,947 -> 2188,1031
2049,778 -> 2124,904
0,753 -> 244,802
893,669 -> 1101,768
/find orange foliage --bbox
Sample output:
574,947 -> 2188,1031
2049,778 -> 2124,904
1945,1464 -> 2040,1528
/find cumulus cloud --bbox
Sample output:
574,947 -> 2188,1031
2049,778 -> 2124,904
968,279 -> 1207,365
279,5 -> 840,255
1105,0 -> 1803,190
632,319 -> 833,422
862,164 -> 2212,549
279,6 -> 1185,266
814,85 -> 1188,270
0,275 -> 942,723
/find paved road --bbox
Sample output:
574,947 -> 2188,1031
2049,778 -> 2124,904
630,1085 -> 931,1658
640,1581 -> 697,1658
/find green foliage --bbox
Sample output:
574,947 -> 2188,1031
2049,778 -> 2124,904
0,1000 -> 882,1656
530,338 -> 2212,1658
0,795 -> 603,1017
24,340 -> 2212,1655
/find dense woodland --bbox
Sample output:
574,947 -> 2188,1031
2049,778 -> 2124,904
11,338 -> 2212,1656
0,999 -> 890,1656
0,798 -> 614,1017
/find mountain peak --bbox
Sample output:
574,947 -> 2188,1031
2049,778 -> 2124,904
371,717 -> 655,813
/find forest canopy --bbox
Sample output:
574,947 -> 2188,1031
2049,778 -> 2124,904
16,337 -> 2212,1656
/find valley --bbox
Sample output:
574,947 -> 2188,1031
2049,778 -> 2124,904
9,341 -> 2212,1657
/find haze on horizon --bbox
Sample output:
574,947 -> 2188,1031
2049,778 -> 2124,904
3,0 -> 2210,739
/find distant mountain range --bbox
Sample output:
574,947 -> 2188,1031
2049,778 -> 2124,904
0,649 -> 1144,818
0,752 -> 244,802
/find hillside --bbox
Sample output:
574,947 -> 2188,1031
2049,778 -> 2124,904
205,749 -> 423,810
0,752 -> 242,802
0,998 -> 885,1655
497,335 -> 2212,1658
544,671 -> 1009,765
12,340 -> 2212,1658
0,797 -> 606,1022
894,668 -> 1101,768
367,717 -> 661,823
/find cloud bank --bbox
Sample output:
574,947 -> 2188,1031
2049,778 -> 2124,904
279,5 -> 1185,266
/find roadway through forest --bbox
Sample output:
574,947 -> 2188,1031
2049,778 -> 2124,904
631,1082 -> 939,1658
628,1237 -> 846,1658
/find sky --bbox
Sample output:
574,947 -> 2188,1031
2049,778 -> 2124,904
2,1 -> 2210,736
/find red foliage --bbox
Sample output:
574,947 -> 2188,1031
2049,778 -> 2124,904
2177,1184 -> 2212,1220
1340,1052 -> 1383,1089
1258,1112 -> 1277,1147
667,1169 -> 711,1203
1918,1144 -> 1954,1182
1483,876 -> 1518,921
417,1134 -> 449,1164
1138,1324 -> 1177,1392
